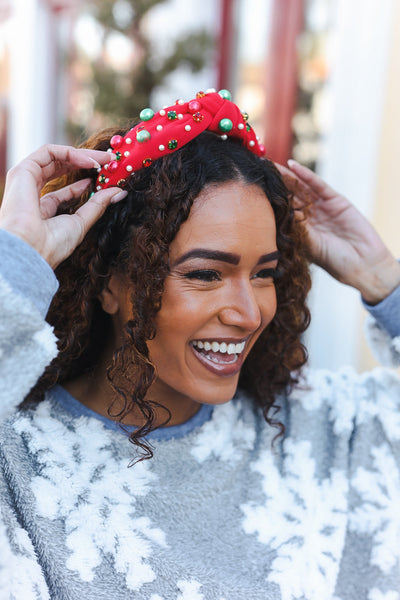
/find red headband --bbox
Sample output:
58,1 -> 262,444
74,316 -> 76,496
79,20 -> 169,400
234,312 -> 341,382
95,89 -> 266,190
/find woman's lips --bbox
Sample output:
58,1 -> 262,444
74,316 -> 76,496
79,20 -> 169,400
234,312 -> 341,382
190,340 -> 246,376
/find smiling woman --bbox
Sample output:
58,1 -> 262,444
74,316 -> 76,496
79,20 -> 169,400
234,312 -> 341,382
24,129 -> 311,455
1,91 -> 400,599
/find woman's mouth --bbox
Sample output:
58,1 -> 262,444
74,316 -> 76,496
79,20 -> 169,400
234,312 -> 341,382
190,339 -> 246,376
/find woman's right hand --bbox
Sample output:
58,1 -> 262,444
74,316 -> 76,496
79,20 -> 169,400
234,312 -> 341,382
0,144 -> 127,269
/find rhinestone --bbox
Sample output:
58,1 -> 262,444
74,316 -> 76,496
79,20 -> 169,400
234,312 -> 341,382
196,91 -> 205,98
192,112 -> 204,122
117,178 -> 127,186
168,139 -> 178,149
167,110 -> 177,120
142,158 -> 152,167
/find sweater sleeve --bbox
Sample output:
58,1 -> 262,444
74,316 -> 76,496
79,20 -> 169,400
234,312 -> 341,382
0,230 -> 59,421
363,285 -> 400,367
0,462 -> 50,599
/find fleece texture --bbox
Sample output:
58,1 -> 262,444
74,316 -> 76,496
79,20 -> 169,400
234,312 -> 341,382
1,230 -> 400,600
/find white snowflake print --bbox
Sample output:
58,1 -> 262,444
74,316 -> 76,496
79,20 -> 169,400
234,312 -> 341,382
355,369 -> 400,441
350,443 -> 400,575
369,589 -> 399,600
241,439 -> 348,600
177,579 -> 204,600
190,400 -> 255,463
14,402 -> 167,591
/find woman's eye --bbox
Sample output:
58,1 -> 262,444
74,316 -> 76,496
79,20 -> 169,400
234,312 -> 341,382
183,269 -> 221,282
254,268 -> 282,280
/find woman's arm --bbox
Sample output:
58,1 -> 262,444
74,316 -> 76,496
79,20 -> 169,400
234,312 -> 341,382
277,160 -> 400,305
0,144 -> 127,269
0,145 -> 127,417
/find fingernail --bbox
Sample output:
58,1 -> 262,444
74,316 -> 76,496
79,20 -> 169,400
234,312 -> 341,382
111,190 -> 128,204
89,159 -> 102,169
287,159 -> 297,168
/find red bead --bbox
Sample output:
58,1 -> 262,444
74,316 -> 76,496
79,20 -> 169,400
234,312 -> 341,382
142,158 -> 153,167
188,100 -> 201,113
192,112 -> 204,122
108,161 -> 119,173
196,91 -> 205,99
110,135 -> 123,148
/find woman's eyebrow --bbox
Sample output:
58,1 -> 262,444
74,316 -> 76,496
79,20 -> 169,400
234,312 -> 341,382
172,249 -> 280,267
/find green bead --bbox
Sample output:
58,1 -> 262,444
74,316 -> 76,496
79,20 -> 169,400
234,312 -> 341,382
167,110 -> 177,120
115,151 -> 122,160
168,139 -> 178,150
136,129 -> 151,143
218,89 -> 231,100
140,108 -> 154,121
218,118 -> 233,132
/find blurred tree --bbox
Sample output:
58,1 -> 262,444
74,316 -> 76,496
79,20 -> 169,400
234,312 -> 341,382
69,0 -> 215,141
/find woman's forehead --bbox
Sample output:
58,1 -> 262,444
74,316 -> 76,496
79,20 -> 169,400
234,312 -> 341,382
170,181 -> 277,256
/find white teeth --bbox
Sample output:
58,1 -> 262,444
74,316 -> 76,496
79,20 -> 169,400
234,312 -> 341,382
192,340 -> 246,354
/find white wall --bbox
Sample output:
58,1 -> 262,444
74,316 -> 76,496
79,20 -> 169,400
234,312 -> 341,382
305,0 -> 396,370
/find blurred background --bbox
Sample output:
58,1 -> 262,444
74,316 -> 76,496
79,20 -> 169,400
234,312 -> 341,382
0,0 -> 399,372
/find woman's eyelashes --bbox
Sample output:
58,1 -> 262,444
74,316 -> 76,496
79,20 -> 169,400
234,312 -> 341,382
252,267 -> 283,280
183,269 -> 221,282
181,266 -> 283,282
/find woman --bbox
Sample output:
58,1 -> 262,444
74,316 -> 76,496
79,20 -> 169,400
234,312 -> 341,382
0,90 -> 399,600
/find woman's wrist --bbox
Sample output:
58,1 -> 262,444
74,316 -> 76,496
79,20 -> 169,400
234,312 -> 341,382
357,256 -> 400,305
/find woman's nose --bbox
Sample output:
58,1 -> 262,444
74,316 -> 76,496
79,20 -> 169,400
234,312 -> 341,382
217,282 -> 263,332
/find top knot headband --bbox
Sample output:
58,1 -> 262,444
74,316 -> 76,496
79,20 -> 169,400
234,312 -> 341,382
95,88 -> 266,191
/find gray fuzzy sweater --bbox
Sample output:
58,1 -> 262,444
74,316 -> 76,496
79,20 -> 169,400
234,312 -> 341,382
1,230 -> 400,600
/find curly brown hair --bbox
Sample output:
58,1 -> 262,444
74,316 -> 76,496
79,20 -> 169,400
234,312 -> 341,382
25,128 -> 311,461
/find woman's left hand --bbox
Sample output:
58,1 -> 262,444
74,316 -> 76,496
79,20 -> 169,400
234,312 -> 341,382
277,160 -> 400,304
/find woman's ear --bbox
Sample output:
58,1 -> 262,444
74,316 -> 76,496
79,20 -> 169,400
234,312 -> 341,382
97,274 -> 124,315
